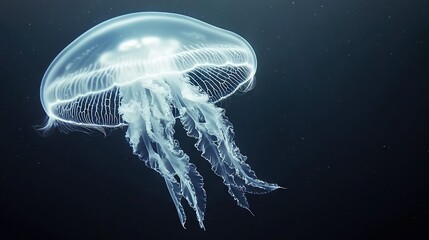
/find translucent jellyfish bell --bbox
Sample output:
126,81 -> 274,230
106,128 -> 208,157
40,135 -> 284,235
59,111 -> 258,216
39,12 -> 280,229
41,12 -> 256,119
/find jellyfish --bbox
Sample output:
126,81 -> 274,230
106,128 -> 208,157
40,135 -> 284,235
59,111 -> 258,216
39,12 -> 281,229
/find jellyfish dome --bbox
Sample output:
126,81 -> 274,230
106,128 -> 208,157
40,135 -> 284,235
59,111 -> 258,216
40,12 -> 281,229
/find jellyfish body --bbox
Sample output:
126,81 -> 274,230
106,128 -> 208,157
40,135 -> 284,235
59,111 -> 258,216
40,12 -> 281,229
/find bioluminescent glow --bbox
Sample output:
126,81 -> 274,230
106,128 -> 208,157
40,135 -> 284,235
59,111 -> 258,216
39,12 -> 281,229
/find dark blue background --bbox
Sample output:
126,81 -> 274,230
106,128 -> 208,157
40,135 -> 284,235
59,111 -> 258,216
1,0 -> 428,239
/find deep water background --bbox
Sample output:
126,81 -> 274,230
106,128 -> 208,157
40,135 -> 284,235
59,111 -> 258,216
1,0 -> 428,239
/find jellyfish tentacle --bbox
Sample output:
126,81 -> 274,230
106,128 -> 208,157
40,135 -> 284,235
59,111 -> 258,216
179,108 -> 251,210
154,132 -> 207,230
147,87 -> 207,229
217,117 -> 281,192
173,80 -> 281,211
202,106 -> 281,193
123,111 -> 188,227
164,177 -> 187,226
147,137 -> 189,227
119,86 -> 207,229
